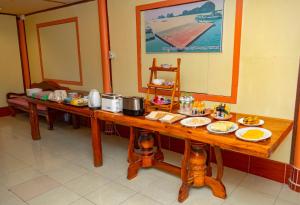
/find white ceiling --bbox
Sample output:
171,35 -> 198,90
0,0 -> 90,15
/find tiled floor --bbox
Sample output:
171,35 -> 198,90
0,114 -> 299,205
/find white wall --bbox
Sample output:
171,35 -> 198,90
0,15 -> 24,107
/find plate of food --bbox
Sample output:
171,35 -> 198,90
180,117 -> 211,128
160,113 -> 186,124
235,127 -> 272,142
207,121 -> 238,134
64,98 -> 88,107
145,111 -> 168,121
238,116 -> 264,126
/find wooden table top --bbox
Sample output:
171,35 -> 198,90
94,110 -> 293,158
26,97 -> 92,117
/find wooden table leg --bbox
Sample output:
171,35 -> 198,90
91,116 -> 102,167
72,114 -> 80,129
178,139 -> 191,202
127,127 -> 141,179
178,142 -> 226,203
29,102 -> 40,140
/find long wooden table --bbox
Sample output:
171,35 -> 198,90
26,98 -> 293,202
27,97 -> 102,167
94,110 -> 293,202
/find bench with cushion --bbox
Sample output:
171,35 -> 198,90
6,81 -> 69,130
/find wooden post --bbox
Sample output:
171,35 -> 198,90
289,59 -> 300,192
97,0 -> 112,93
17,18 -> 31,90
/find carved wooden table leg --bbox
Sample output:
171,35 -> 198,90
205,146 -> 226,198
29,102 -> 40,140
178,142 -> 226,203
127,129 -> 165,180
206,145 -> 212,177
178,139 -> 191,202
91,116 -> 102,167
127,127 -> 142,179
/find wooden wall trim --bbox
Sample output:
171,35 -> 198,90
136,0 -> 243,104
25,0 -> 96,16
36,17 -> 83,86
0,12 -> 17,16
291,59 -> 300,165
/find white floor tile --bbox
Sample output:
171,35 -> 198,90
239,174 -> 283,196
27,186 -> 80,205
275,198 -> 300,205
140,176 -> 181,205
70,198 -> 96,205
278,185 -> 300,204
9,175 -> 61,201
224,186 -> 276,205
43,163 -> 88,184
64,172 -> 111,196
85,182 -> 136,205
121,193 -> 162,205
0,167 -> 42,188
115,169 -> 161,192
0,186 -> 27,205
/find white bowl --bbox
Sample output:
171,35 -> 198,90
152,79 -> 165,85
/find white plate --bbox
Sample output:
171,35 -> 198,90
238,118 -> 264,126
180,117 -> 211,128
235,127 -> 272,142
207,121 -> 239,134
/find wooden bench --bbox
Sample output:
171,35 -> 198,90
6,81 -> 69,130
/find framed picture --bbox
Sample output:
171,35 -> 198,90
143,0 -> 224,53
136,0 -> 243,103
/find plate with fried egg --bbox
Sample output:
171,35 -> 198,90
235,127 -> 272,142
207,121 -> 239,134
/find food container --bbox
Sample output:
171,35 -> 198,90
26,88 -> 42,97
179,96 -> 194,112
122,96 -> 144,116
101,93 -> 123,113
152,79 -> 165,85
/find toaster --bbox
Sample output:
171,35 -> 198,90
101,94 -> 123,113
122,96 -> 144,116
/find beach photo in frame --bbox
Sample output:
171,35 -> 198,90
144,0 -> 224,53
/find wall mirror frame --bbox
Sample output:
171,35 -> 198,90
36,17 -> 83,86
136,0 -> 243,103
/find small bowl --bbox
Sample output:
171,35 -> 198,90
152,79 -> 165,85
161,64 -> 171,69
